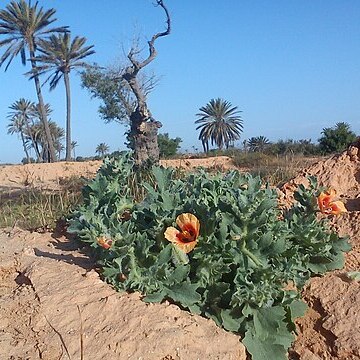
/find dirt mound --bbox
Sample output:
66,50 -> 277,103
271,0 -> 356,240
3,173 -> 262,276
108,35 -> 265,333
284,140 -> 360,360
0,228 -> 246,360
0,156 -> 235,191
0,161 -> 102,191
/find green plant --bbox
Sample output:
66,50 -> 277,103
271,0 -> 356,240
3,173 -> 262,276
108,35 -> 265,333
69,155 -> 350,360
318,122 -> 357,154
247,136 -> 270,152
158,133 -> 182,158
195,98 -> 243,152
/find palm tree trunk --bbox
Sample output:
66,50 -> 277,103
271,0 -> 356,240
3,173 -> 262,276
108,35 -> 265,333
20,131 -> 30,163
29,49 -> 56,162
201,140 -> 206,153
64,72 -> 72,161
25,121 -> 41,161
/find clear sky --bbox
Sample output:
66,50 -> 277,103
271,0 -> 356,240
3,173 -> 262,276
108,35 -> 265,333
1,0 -> 360,163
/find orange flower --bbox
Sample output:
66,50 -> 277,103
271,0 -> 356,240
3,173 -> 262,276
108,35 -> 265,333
317,189 -> 347,215
97,236 -> 113,249
164,213 -> 200,253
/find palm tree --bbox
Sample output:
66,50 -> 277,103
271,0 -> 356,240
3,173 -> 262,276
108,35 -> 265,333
195,98 -> 243,152
96,143 -> 109,158
71,141 -> 78,160
55,142 -> 65,159
248,136 -> 270,152
28,120 -> 65,162
30,33 -> 95,161
0,0 -> 68,162
28,103 -> 64,162
7,98 -> 41,161
7,113 -> 31,163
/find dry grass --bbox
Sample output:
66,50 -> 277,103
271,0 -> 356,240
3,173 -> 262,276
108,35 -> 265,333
232,152 -> 319,186
0,176 -> 85,231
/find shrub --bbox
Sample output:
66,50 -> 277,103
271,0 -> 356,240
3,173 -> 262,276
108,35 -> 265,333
69,154 -> 350,360
318,122 -> 357,154
158,133 -> 182,158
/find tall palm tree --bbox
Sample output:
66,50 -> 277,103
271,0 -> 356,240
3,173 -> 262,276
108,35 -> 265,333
30,33 -> 95,161
248,136 -> 270,152
96,143 -> 109,158
7,113 -> 31,162
0,0 -> 68,162
195,98 -> 243,152
8,98 -> 41,161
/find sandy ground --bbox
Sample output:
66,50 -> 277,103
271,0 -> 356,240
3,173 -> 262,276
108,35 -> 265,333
0,148 -> 359,359
0,156 -> 236,191
0,229 -> 246,360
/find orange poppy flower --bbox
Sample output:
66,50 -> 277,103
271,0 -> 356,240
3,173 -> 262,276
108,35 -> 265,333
164,213 -> 200,253
317,189 -> 347,215
97,235 -> 113,249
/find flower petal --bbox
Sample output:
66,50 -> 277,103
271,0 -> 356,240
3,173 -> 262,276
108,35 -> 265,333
97,236 -> 112,249
176,213 -> 200,236
317,192 -> 327,212
330,201 -> 347,215
164,227 -> 181,243
318,190 -> 336,212
174,240 -> 198,254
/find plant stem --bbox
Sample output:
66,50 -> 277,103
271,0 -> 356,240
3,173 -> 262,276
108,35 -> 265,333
241,241 -> 262,267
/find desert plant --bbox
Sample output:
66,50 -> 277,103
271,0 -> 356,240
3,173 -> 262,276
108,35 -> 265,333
69,154 -> 350,360
195,98 -> 243,152
21,157 -> 36,165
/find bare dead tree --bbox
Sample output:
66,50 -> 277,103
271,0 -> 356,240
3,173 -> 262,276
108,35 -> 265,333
122,0 -> 171,166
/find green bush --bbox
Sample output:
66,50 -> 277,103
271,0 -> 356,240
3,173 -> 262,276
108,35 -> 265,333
69,154 -> 350,360
158,133 -> 182,158
318,122 -> 357,154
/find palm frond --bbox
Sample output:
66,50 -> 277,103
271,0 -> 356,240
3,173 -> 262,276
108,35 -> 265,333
195,98 -> 243,150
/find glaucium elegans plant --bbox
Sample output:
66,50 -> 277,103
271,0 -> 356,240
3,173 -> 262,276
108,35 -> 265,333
69,154 -> 349,360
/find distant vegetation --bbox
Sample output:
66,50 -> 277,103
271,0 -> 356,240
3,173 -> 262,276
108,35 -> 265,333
318,122 -> 357,154
195,98 -> 243,152
0,0 -> 93,162
158,133 -> 182,158
0,1 -> 358,165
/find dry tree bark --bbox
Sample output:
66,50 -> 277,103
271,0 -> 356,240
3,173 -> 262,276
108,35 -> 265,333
122,0 -> 171,166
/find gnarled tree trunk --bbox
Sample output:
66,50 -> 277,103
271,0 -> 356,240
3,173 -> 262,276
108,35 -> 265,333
129,109 -> 162,164
122,0 -> 171,167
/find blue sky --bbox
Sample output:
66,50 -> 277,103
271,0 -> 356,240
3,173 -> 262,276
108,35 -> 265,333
1,0 -> 360,163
